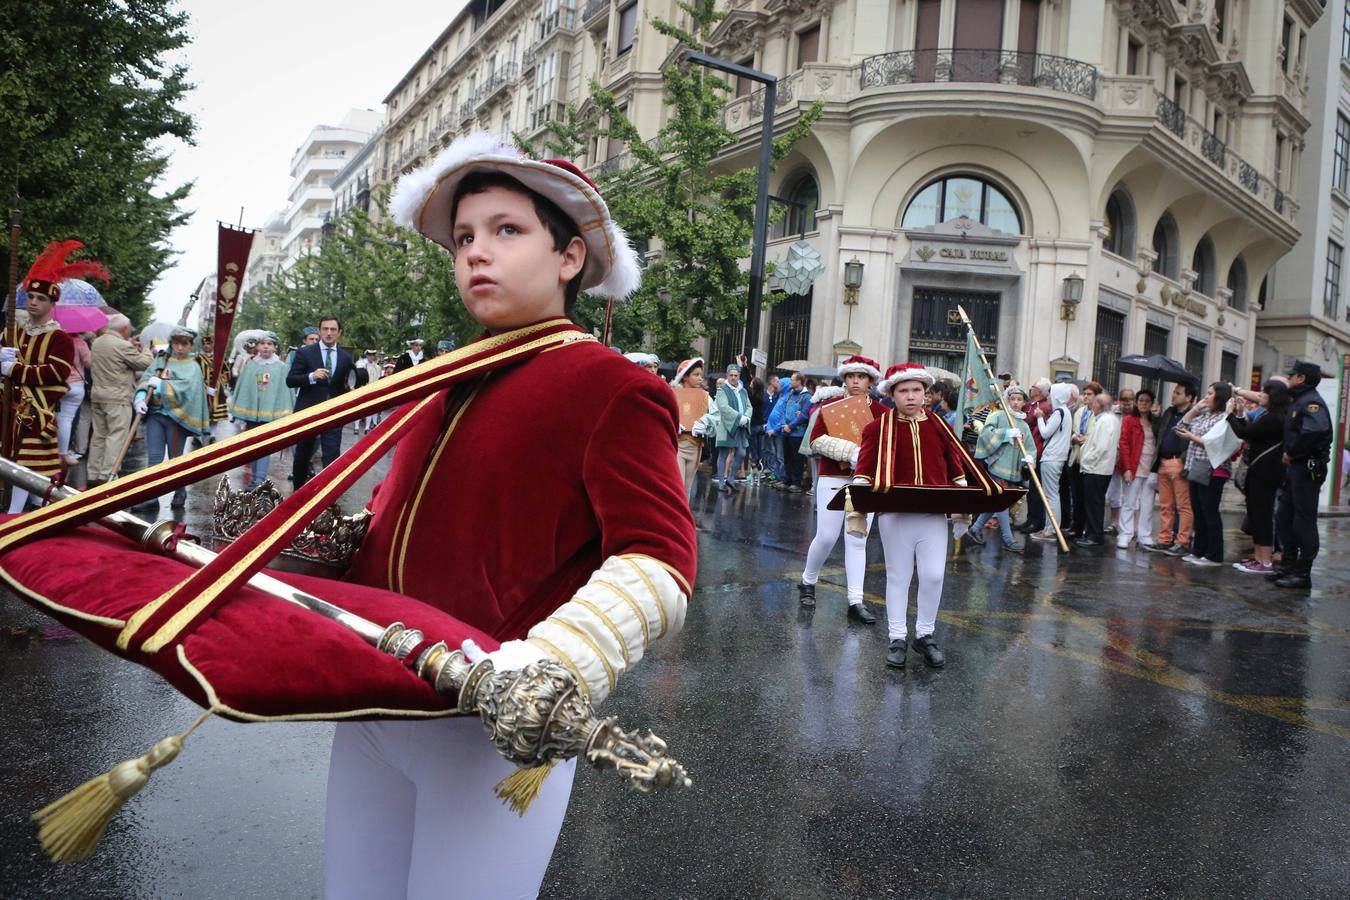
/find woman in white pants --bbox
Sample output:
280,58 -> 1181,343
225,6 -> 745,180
670,357 -> 717,500
854,363 -> 986,670
1117,389 -> 1157,548
798,355 -> 885,622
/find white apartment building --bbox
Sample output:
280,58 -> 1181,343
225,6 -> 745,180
243,212 -> 287,306
283,108 -> 383,262
331,130 -> 383,220
377,0 -> 1321,399
1263,0 -> 1348,498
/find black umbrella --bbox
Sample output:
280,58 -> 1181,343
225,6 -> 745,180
1115,353 -> 1199,386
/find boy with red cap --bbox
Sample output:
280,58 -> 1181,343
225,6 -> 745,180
854,363 -> 983,669
313,133 -> 698,898
797,354 -> 885,622
2,241 -> 107,512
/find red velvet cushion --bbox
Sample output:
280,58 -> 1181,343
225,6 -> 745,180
0,521 -> 499,721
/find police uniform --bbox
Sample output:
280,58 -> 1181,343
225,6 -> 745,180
1272,361 -> 1333,588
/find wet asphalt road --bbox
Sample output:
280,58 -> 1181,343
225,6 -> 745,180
1,440 -> 1347,899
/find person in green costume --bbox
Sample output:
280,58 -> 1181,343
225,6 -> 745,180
229,331 -> 292,486
133,326 -> 209,513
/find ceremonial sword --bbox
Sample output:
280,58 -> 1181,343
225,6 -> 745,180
0,456 -> 691,795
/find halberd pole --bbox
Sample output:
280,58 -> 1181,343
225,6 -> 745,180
956,305 -> 1069,552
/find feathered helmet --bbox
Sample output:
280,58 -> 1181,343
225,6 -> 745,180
22,240 -> 110,303
390,131 -> 641,300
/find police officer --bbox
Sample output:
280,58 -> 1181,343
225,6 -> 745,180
1269,360 -> 1333,588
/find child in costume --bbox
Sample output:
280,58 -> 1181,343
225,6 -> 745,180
2,241 -> 106,512
797,355 -> 886,622
967,385 -> 1037,553
670,356 -> 717,498
228,331 -> 291,485
317,133 -> 697,899
854,363 -> 983,670
133,326 -> 209,512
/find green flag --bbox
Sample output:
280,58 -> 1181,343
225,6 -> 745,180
957,330 -> 997,432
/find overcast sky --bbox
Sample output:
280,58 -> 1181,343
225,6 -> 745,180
148,0 -> 465,322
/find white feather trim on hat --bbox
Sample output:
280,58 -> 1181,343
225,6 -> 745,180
811,385 -> 846,404
389,131 -> 642,301
837,361 -> 882,381
878,365 -> 935,395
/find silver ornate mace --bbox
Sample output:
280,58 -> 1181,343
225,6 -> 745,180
0,458 -> 691,794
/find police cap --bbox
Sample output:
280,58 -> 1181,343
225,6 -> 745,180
1285,359 -> 1323,380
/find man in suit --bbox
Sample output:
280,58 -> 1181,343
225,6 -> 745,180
286,315 -> 353,489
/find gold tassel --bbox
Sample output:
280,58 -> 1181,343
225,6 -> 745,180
493,760 -> 560,816
843,485 -> 855,513
32,709 -> 213,863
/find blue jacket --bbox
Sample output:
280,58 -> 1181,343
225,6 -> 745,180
765,379 -> 791,434
776,387 -> 811,437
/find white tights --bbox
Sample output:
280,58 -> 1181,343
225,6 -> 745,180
801,475 -> 873,604
876,512 -> 949,642
324,717 -> 576,900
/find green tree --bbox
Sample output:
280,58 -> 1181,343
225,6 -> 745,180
250,202 -> 472,357
0,0 -> 196,324
519,0 -> 822,360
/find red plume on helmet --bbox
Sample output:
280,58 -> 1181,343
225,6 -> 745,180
21,240 -> 111,303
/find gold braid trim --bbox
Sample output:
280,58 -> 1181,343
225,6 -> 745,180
544,615 -> 616,692
617,558 -> 665,639
594,579 -> 649,647
525,637 -> 592,702
570,596 -> 631,666
619,553 -> 692,596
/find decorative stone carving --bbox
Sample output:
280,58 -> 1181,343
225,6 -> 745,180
815,72 -> 834,92
1136,247 -> 1158,277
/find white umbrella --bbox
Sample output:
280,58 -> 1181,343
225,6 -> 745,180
137,321 -> 178,349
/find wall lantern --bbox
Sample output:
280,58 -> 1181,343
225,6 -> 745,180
842,257 -> 864,305
1060,272 -> 1084,320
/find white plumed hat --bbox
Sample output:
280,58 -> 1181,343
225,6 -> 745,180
389,131 -> 642,300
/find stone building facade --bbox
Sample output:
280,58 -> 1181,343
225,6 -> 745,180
376,0 -> 1322,392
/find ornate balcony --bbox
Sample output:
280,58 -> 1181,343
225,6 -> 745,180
859,49 -> 1098,100
582,0 -> 608,26
477,62 -> 518,107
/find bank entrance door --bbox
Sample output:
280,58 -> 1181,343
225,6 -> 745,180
909,287 -> 1000,374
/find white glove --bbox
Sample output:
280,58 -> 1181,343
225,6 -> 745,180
133,397 -> 148,416
147,375 -> 163,390
0,346 -> 16,366
1004,428 -> 1020,442
1023,454 -> 1036,466
692,420 -> 707,437
738,415 -> 750,427
849,447 -> 860,468
0,360 -> 13,377
461,638 -> 548,673
206,387 -> 217,397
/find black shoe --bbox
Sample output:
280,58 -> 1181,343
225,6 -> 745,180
798,582 -> 816,608
885,638 -> 907,669
1017,522 -> 1042,534
847,602 -> 876,624
912,634 -> 945,668
1001,541 -> 1024,554
717,482 -> 731,494
1074,538 -> 1104,548
1273,563 -> 1311,589
1265,564 -> 1294,583
964,528 -> 986,547
728,480 -> 741,493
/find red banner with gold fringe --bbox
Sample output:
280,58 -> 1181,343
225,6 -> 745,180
212,224 -> 256,389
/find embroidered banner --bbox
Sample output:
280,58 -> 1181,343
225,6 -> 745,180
213,224 -> 256,389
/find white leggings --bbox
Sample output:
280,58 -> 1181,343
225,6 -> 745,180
801,475 -> 873,603
324,718 -> 576,900
876,512 -> 949,642
57,381 -> 84,456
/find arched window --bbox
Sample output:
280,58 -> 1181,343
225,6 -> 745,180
901,174 -> 1023,234
1192,236 -> 1217,297
772,171 -> 819,238
1151,213 -> 1179,280
1104,189 -> 1135,258
1226,257 -> 1248,311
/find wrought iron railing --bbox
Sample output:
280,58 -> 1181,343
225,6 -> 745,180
1200,130 -> 1226,166
459,99 -> 476,122
582,0 -> 608,25
478,63 -> 518,107
1274,189 -> 1285,214
859,48 -> 1098,100
1237,159 -> 1258,192
1156,93 -> 1186,137
748,76 -> 796,117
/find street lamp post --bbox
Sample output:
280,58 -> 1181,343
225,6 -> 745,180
683,50 -> 776,373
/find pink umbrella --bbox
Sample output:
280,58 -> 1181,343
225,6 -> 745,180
51,305 -> 110,332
